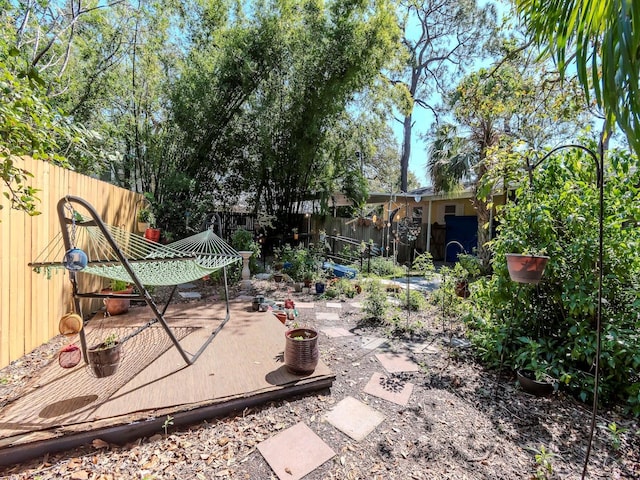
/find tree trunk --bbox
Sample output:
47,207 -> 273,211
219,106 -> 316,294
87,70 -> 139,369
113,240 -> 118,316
400,114 -> 412,192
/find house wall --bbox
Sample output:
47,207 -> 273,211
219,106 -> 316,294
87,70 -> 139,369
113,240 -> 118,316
0,157 -> 142,368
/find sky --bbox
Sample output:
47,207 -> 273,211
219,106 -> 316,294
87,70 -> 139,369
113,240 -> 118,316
395,0 -> 508,189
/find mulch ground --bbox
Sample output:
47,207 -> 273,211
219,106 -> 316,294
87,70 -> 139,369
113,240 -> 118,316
0,278 -> 638,480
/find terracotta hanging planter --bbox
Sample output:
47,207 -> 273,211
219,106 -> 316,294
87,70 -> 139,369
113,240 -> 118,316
506,253 -> 549,284
284,328 -> 319,375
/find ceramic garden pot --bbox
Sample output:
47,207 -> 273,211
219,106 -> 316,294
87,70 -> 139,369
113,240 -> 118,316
506,254 -> 549,284
87,342 -> 122,378
284,328 -> 319,375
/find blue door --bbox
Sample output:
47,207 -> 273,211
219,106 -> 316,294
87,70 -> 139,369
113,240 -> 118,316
444,216 -> 477,262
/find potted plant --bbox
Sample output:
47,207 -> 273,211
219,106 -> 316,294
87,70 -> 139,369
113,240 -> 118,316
453,253 -> 481,298
102,279 -> 133,316
292,227 -> 299,241
87,333 -> 122,378
506,251 -> 549,284
514,337 -> 556,396
137,207 -> 155,234
284,326 -> 319,375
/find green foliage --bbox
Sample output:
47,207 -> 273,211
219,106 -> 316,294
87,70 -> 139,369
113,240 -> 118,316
102,334 -> 118,350
515,0 -> 640,158
399,289 -> 428,312
367,257 -> 405,278
525,445 -> 557,480
137,208 -> 156,226
109,280 -> 129,292
281,245 -> 315,283
467,147 -> 640,414
606,422 -> 628,451
231,229 -> 261,273
162,415 -> 174,436
411,252 -> 435,279
362,279 -> 389,323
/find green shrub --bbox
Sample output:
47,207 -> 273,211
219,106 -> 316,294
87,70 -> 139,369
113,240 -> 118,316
367,257 -> 405,277
399,289 -> 428,311
363,279 -> 389,322
467,147 -> 640,413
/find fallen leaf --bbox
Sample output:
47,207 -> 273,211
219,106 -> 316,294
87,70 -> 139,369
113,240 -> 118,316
70,471 -> 89,480
285,467 -> 292,474
92,438 -> 109,449
218,436 -> 230,446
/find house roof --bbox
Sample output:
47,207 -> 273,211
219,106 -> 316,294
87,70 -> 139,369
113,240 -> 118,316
366,185 -> 475,205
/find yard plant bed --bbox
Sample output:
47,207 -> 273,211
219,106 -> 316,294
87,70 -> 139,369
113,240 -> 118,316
0,281 -> 638,479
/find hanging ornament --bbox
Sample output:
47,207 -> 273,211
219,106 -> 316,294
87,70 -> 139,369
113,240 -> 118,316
63,248 -> 88,271
62,200 -> 88,270
59,312 -> 83,337
58,344 -> 81,369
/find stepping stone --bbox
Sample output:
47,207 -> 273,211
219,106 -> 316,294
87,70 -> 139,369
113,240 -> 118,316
178,282 -> 197,289
320,327 -> 354,338
405,341 -> 439,354
257,422 -> 335,480
325,302 -> 342,309
295,302 -> 315,309
316,311 -> 340,322
178,291 -> 201,299
350,301 -> 363,309
448,337 -> 472,348
375,352 -> 419,373
363,372 -> 414,406
360,336 -> 388,350
325,396 -> 385,441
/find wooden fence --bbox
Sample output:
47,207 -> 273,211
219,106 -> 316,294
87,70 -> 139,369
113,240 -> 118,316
0,157 -> 142,368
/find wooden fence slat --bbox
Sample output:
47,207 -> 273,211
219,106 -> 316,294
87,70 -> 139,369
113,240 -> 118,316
0,158 -> 144,368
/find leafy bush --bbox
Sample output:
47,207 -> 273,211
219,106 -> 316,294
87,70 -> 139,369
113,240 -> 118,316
467,147 -> 640,414
367,257 -> 405,277
362,279 -> 389,322
398,289 -> 428,311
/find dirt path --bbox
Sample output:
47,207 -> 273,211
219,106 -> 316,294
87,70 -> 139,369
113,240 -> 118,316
1,282 -> 638,479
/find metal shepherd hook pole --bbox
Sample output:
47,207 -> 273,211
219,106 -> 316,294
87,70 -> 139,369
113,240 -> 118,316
527,143 -> 604,479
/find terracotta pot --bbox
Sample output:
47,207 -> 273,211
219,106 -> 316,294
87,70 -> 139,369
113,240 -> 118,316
506,254 -> 549,284
102,287 -> 133,316
284,328 -> 319,375
517,369 -> 554,396
274,311 -> 287,324
88,342 -> 122,378
273,273 -> 284,283
455,280 -> 470,298
144,228 -> 161,242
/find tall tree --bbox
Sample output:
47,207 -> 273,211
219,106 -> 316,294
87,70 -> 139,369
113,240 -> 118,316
170,0 -> 401,224
393,0 -> 497,192
516,0 -> 640,157
427,53 -> 586,269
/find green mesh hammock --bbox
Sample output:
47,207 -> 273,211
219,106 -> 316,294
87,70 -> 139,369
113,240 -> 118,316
30,196 -> 242,368
31,215 -> 240,285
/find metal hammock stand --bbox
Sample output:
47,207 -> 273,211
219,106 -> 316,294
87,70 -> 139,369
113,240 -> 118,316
29,196 -> 241,367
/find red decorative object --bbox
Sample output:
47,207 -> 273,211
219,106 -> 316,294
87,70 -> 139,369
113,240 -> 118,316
506,254 -> 549,284
274,311 -> 287,324
284,298 -> 295,310
144,228 -> 161,242
58,344 -> 81,369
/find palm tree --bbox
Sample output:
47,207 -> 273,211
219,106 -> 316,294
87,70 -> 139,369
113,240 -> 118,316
516,0 -> 640,156
427,121 -> 498,271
